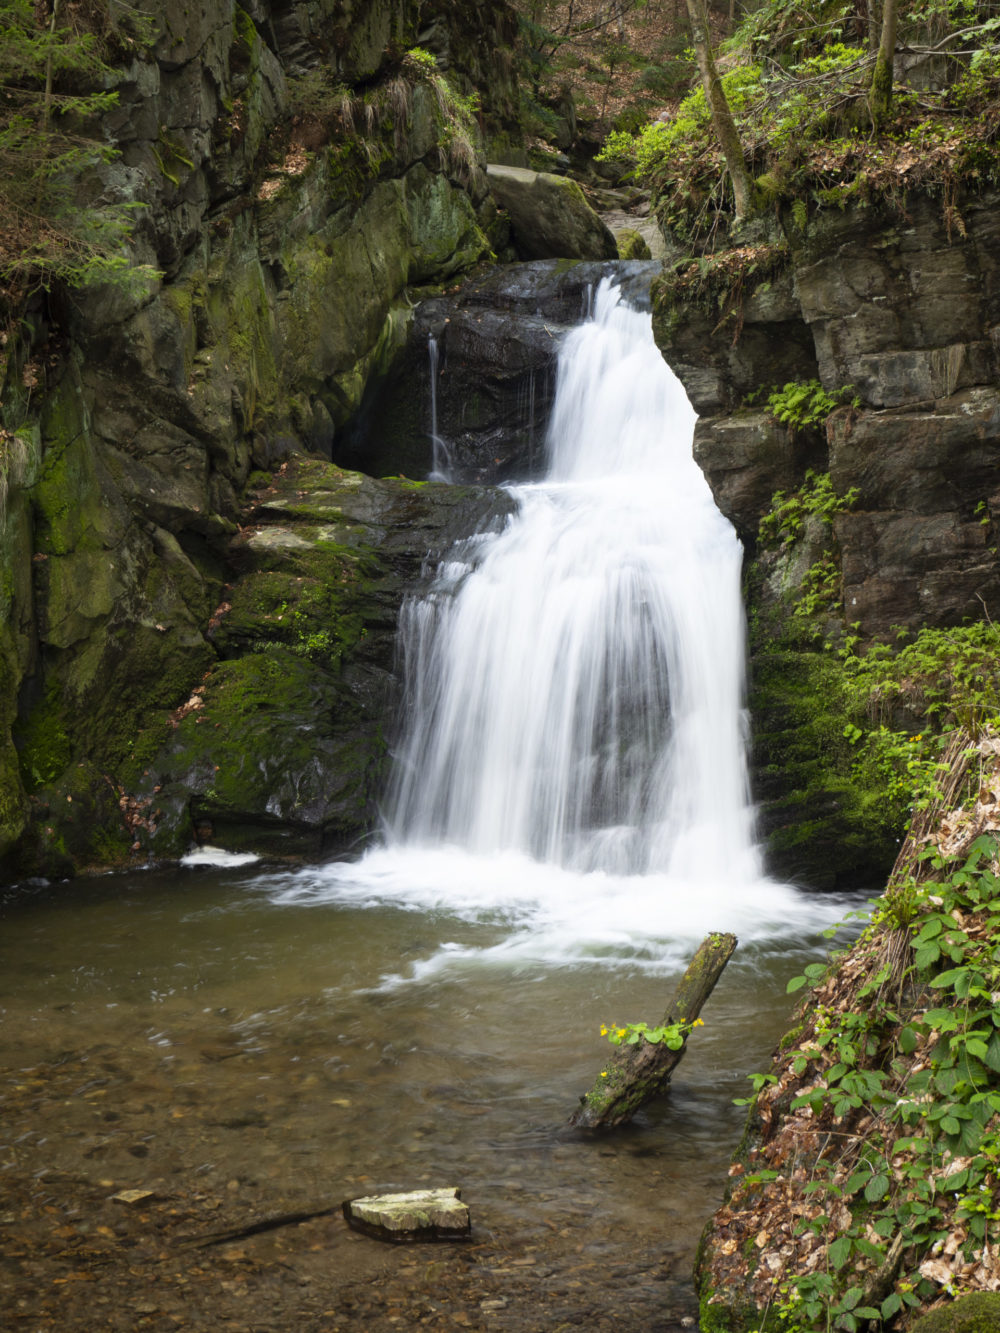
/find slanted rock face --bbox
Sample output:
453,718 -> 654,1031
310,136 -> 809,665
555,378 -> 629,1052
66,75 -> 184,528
486,165 -> 619,261
125,458 -> 514,862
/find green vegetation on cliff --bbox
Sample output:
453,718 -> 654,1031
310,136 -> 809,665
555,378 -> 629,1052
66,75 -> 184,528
597,0 -> 1000,247
701,755 -> 1000,1330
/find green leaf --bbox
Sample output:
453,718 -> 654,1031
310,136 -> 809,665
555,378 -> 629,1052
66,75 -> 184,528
787,975 -> 808,993
840,1287 -> 863,1312
881,1293 -> 903,1319
940,1115 -> 961,1135
930,967 -> 968,990
864,1174 -> 889,1202
828,1235 -> 853,1269
914,943 -> 941,969
845,1170 -> 871,1195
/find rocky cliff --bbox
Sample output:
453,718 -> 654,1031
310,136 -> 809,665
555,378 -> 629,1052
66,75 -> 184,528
0,0 -> 521,877
653,189 -> 1000,888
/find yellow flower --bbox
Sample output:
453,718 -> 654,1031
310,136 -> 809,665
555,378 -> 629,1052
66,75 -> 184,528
600,1071 -> 608,1078
600,1025 -> 608,1036
616,1028 -> 626,1039
694,1018 -> 705,1027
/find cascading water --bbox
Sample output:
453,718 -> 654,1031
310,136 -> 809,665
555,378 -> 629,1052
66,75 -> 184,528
427,334 -> 454,483
264,278 -> 838,973
389,282 -> 753,880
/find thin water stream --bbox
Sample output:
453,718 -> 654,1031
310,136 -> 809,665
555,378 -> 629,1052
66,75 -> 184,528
1,279 -> 854,1330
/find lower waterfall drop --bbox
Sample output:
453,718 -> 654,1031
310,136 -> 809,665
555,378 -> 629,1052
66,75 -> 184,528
267,279 -> 834,972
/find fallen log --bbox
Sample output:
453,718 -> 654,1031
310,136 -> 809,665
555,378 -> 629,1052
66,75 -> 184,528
569,931 -> 737,1130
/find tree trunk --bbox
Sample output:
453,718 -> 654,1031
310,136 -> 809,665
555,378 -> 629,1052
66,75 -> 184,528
870,0 -> 898,123
682,0 -> 754,218
570,931 -> 737,1130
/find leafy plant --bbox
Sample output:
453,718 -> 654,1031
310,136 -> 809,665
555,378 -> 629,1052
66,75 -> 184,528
730,820 -> 1000,1329
594,0 -> 1000,248
765,379 -> 858,431
758,469 -> 858,550
601,1018 -> 704,1050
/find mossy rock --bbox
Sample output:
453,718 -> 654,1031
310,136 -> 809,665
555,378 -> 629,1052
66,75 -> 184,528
133,649 -> 388,861
14,760 -> 133,878
909,1295 -> 1000,1333
748,574 -> 903,889
615,228 -> 652,260
209,565 -> 370,669
0,735 -> 27,860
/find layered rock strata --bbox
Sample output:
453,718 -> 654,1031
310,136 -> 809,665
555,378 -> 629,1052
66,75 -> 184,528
654,191 -> 1000,886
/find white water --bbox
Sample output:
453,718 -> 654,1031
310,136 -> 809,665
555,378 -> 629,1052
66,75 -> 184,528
258,280 -> 841,973
427,334 -> 454,483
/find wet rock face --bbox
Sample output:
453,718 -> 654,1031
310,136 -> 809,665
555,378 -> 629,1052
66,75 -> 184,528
106,459 -> 515,864
337,259 -> 663,484
485,165 -> 619,262
658,193 -> 1000,637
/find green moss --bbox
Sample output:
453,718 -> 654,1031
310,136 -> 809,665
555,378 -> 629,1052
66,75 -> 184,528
615,228 -> 651,260
134,647 -> 385,858
232,1 -> 256,47
908,1294 -> 1000,1333
749,586 -> 903,888
34,375 -> 99,556
0,735 -> 27,857
211,565 -> 369,668
15,682 -> 72,792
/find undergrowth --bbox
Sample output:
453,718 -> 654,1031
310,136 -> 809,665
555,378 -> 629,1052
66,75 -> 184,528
723,811 -> 1000,1331
596,0 -> 1000,249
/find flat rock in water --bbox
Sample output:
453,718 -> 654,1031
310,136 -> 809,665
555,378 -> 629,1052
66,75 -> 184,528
342,1188 -> 470,1243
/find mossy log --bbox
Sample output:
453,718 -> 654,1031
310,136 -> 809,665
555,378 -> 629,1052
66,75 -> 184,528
570,931 -> 737,1130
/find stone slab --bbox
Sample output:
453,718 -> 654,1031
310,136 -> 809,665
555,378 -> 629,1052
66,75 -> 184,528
342,1187 -> 471,1243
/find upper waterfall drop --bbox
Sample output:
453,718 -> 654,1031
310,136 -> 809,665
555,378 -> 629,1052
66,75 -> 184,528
385,279 -> 758,883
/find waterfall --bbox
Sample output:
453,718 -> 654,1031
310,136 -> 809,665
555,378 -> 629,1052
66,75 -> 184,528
427,334 -> 453,483
266,278 -> 834,974
388,281 -> 755,881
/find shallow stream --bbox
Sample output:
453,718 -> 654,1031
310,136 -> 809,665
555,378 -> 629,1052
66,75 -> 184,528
0,863 -> 854,1331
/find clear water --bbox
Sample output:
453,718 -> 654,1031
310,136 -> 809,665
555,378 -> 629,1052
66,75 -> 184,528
0,866 -> 847,1257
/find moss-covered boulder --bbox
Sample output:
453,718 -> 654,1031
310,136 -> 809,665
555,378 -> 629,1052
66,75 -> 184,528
486,165 -> 619,261
113,457 -> 515,864
136,649 -> 387,860
614,227 -> 652,260
909,1296 -> 1000,1333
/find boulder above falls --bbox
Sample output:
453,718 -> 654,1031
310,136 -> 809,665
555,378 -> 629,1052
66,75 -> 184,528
486,165 -> 619,261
